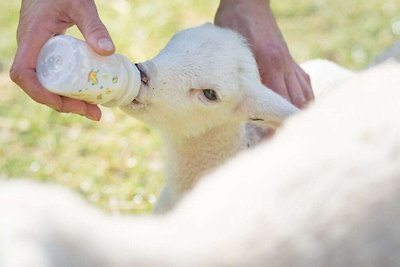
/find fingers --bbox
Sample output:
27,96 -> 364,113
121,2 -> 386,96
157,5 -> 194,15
85,104 -> 102,121
260,61 -> 315,109
10,66 -> 63,110
9,66 -> 101,120
11,0 -> 105,121
11,42 -> 101,120
72,2 -> 115,56
263,73 -> 291,102
285,74 -> 307,108
296,69 -> 314,102
11,19 -> 64,110
267,71 -> 307,109
214,0 -> 315,110
60,97 -> 102,121
284,64 -> 315,109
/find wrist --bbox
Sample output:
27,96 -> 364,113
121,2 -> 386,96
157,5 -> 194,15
215,0 -> 276,43
218,0 -> 270,10
216,0 -> 273,27
215,0 -> 291,68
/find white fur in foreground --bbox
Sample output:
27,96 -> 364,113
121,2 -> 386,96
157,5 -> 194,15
1,62 -> 400,267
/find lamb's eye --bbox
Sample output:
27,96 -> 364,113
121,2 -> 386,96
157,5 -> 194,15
202,89 -> 218,101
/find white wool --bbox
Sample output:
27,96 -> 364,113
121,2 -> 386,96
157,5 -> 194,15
121,24 -> 298,212
300,59 -> 354,97
369,41 -> 400,66
1,62 -> 400,267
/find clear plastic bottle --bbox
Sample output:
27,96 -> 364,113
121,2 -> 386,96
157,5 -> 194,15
36,35 -> 140,107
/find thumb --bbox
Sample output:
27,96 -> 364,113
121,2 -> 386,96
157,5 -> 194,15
74,5 -> 115,56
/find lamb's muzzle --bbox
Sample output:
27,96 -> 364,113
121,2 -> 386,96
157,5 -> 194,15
127,64 -> 149,109
135,63 -> 149,85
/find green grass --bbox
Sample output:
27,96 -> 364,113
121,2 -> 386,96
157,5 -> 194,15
0,0 -> 399,213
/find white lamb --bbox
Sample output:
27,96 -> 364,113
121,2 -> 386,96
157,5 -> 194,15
121,24 -> 299,212
120,24 -> 355,212
1,61 -> 400,267
301,59 -> 354,97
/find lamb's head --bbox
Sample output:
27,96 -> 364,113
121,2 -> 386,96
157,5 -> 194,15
122,24 -> 297,138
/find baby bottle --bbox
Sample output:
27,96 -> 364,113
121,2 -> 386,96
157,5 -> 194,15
36,35 -> 141,107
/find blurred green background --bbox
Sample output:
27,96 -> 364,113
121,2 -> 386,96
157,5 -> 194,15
0,0 -> 399,213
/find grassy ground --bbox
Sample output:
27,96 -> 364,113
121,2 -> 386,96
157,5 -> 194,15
0,0 -> 399,213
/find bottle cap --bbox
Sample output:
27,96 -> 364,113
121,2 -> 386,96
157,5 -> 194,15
37,35 -> 82,92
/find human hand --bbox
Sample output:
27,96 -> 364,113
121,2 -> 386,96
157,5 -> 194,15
215,0 -> 314,108
10,0 -> 115,120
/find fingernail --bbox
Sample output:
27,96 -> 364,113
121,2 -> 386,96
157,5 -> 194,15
97,38 -> 115,52
86,113 -> 100,121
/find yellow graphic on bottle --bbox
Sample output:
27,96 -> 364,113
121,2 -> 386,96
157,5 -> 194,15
112,75 -> 118,84
88,70 -> 99,85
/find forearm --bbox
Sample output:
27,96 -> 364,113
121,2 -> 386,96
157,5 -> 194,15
215,0 -> 313,107
218,0 -> 270,10
215,0 -> 283,51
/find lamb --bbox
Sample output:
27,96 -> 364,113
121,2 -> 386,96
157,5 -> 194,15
300,59 -> 354,97
121,24 -> 299,212
1,61 -> 400,267
369,41 -> 400,66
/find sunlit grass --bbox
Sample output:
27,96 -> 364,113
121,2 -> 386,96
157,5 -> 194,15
0,0 -> 399,213
0,73 -> 164,213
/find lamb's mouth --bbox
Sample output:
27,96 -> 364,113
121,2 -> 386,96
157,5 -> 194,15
128,96 -> 145,110
127,63 -> 148,110
131,98 -> 142,105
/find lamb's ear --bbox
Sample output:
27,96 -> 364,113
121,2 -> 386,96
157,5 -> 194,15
238,80 -> 298,128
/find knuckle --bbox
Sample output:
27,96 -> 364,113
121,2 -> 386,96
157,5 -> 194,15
9,64 -> 24,83
85,20 -> 106,35
261,46 -> 286,67
307,90 -> 315,101
35,98 -> 47,106
292,94 -> 306,107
